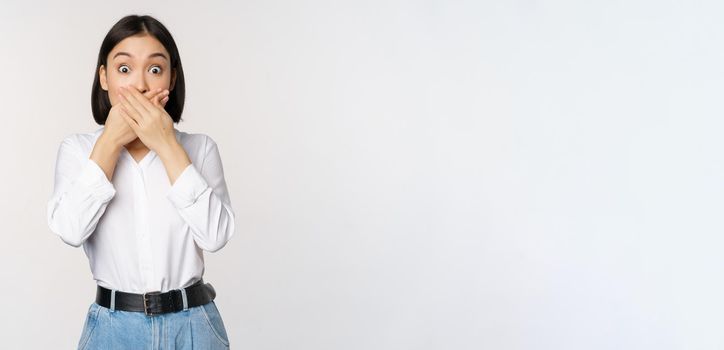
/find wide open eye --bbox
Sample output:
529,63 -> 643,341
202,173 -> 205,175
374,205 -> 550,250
149,66 -> 162,74
118,65 -> 130,73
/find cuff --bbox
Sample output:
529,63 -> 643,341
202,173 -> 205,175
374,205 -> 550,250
78,158 -> 116,201
166,163 -> 210,209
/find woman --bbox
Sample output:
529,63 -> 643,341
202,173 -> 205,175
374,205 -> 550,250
46,14 -> 235,349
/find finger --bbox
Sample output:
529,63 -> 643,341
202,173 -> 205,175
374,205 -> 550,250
119,90 -> 146,122
121,114 -> 139,133
152,89 -> 168,107
144,88 -> 164,101
161,96 -> 169,107
121,86 -> 153,115
118,93 -> 142,124
119,104 -> 139,130
119,86 -> 149,120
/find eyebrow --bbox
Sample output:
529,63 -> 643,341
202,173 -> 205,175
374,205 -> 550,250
112,51 -> 168,61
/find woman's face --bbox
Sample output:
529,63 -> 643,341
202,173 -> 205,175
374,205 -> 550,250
99,34 -> 176,106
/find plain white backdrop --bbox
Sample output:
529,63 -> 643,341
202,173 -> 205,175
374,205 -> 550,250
1,0 -> 723,349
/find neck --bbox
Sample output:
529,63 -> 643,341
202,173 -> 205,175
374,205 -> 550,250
125,138 -> 147,151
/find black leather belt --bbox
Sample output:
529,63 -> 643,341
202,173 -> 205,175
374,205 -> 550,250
95,279 -> 216,316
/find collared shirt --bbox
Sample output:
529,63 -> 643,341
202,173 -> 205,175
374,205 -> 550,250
46,126 -> 236,293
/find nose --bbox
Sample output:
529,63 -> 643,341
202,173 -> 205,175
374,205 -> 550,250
131,73 -> 149,94
132,83 -> 149,94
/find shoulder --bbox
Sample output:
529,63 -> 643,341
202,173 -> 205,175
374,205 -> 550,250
176,129 -> 216,152
56,127 -> 103,157
176,129 -> 216,151
176,130 -> 222,171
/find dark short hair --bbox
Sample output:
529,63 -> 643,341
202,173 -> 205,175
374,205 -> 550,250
91,15 -> 185,125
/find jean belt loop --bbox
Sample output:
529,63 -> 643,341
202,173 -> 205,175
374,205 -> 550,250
180,287 -> 189,311
110,289 -> 116,312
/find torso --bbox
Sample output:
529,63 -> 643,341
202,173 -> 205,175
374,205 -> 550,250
55,126 -> 225,293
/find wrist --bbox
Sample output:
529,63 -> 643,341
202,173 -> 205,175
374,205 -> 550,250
157,139 -> 192,181
156,136 -> 181,158
98,131 -> 123,152
157,138 -> 188,166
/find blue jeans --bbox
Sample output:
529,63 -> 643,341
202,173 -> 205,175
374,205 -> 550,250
77,300 -> 230,349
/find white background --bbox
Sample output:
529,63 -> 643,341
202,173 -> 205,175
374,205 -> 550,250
1,0 -> 722,349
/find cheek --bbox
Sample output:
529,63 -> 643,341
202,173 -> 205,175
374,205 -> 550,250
104,77 -> 120,104
149,83 -> 171,94
153,76 -> 172,90
107,82 -> 132,105
107,88 -> 117,105
107,86 -> 124,106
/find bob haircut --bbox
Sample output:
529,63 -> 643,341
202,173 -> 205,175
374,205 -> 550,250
91,15 -> 185,125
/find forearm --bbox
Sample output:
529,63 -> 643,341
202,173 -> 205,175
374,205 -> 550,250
90,132 -> 123,181
163,136 -> 235,252
48,135 -> 118,247
157,139 -> 192,185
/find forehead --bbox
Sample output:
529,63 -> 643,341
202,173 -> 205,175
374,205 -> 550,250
109,34 -> 169,60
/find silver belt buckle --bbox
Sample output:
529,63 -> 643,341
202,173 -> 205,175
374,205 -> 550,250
143,291 -> 162,316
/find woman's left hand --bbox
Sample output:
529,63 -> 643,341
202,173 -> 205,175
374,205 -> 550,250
117,85 -> 175,153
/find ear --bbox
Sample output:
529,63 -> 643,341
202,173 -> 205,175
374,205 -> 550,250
169,69 -> 176,91
99,65 -> 108,91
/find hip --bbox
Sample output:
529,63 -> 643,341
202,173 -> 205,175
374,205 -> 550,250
77,300 -> 230,349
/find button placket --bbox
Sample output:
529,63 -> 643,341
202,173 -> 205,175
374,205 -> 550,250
130,157 -> 155,292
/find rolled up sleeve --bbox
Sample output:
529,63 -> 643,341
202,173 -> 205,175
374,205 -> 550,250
47,136 -> 117,247
166,136 -> 236,252
166,163 -> 210,209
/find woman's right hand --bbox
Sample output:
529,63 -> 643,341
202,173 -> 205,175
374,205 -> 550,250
104,88 -> 169,147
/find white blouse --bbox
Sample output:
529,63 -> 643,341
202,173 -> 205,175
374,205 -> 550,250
46,126 -> 236,293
